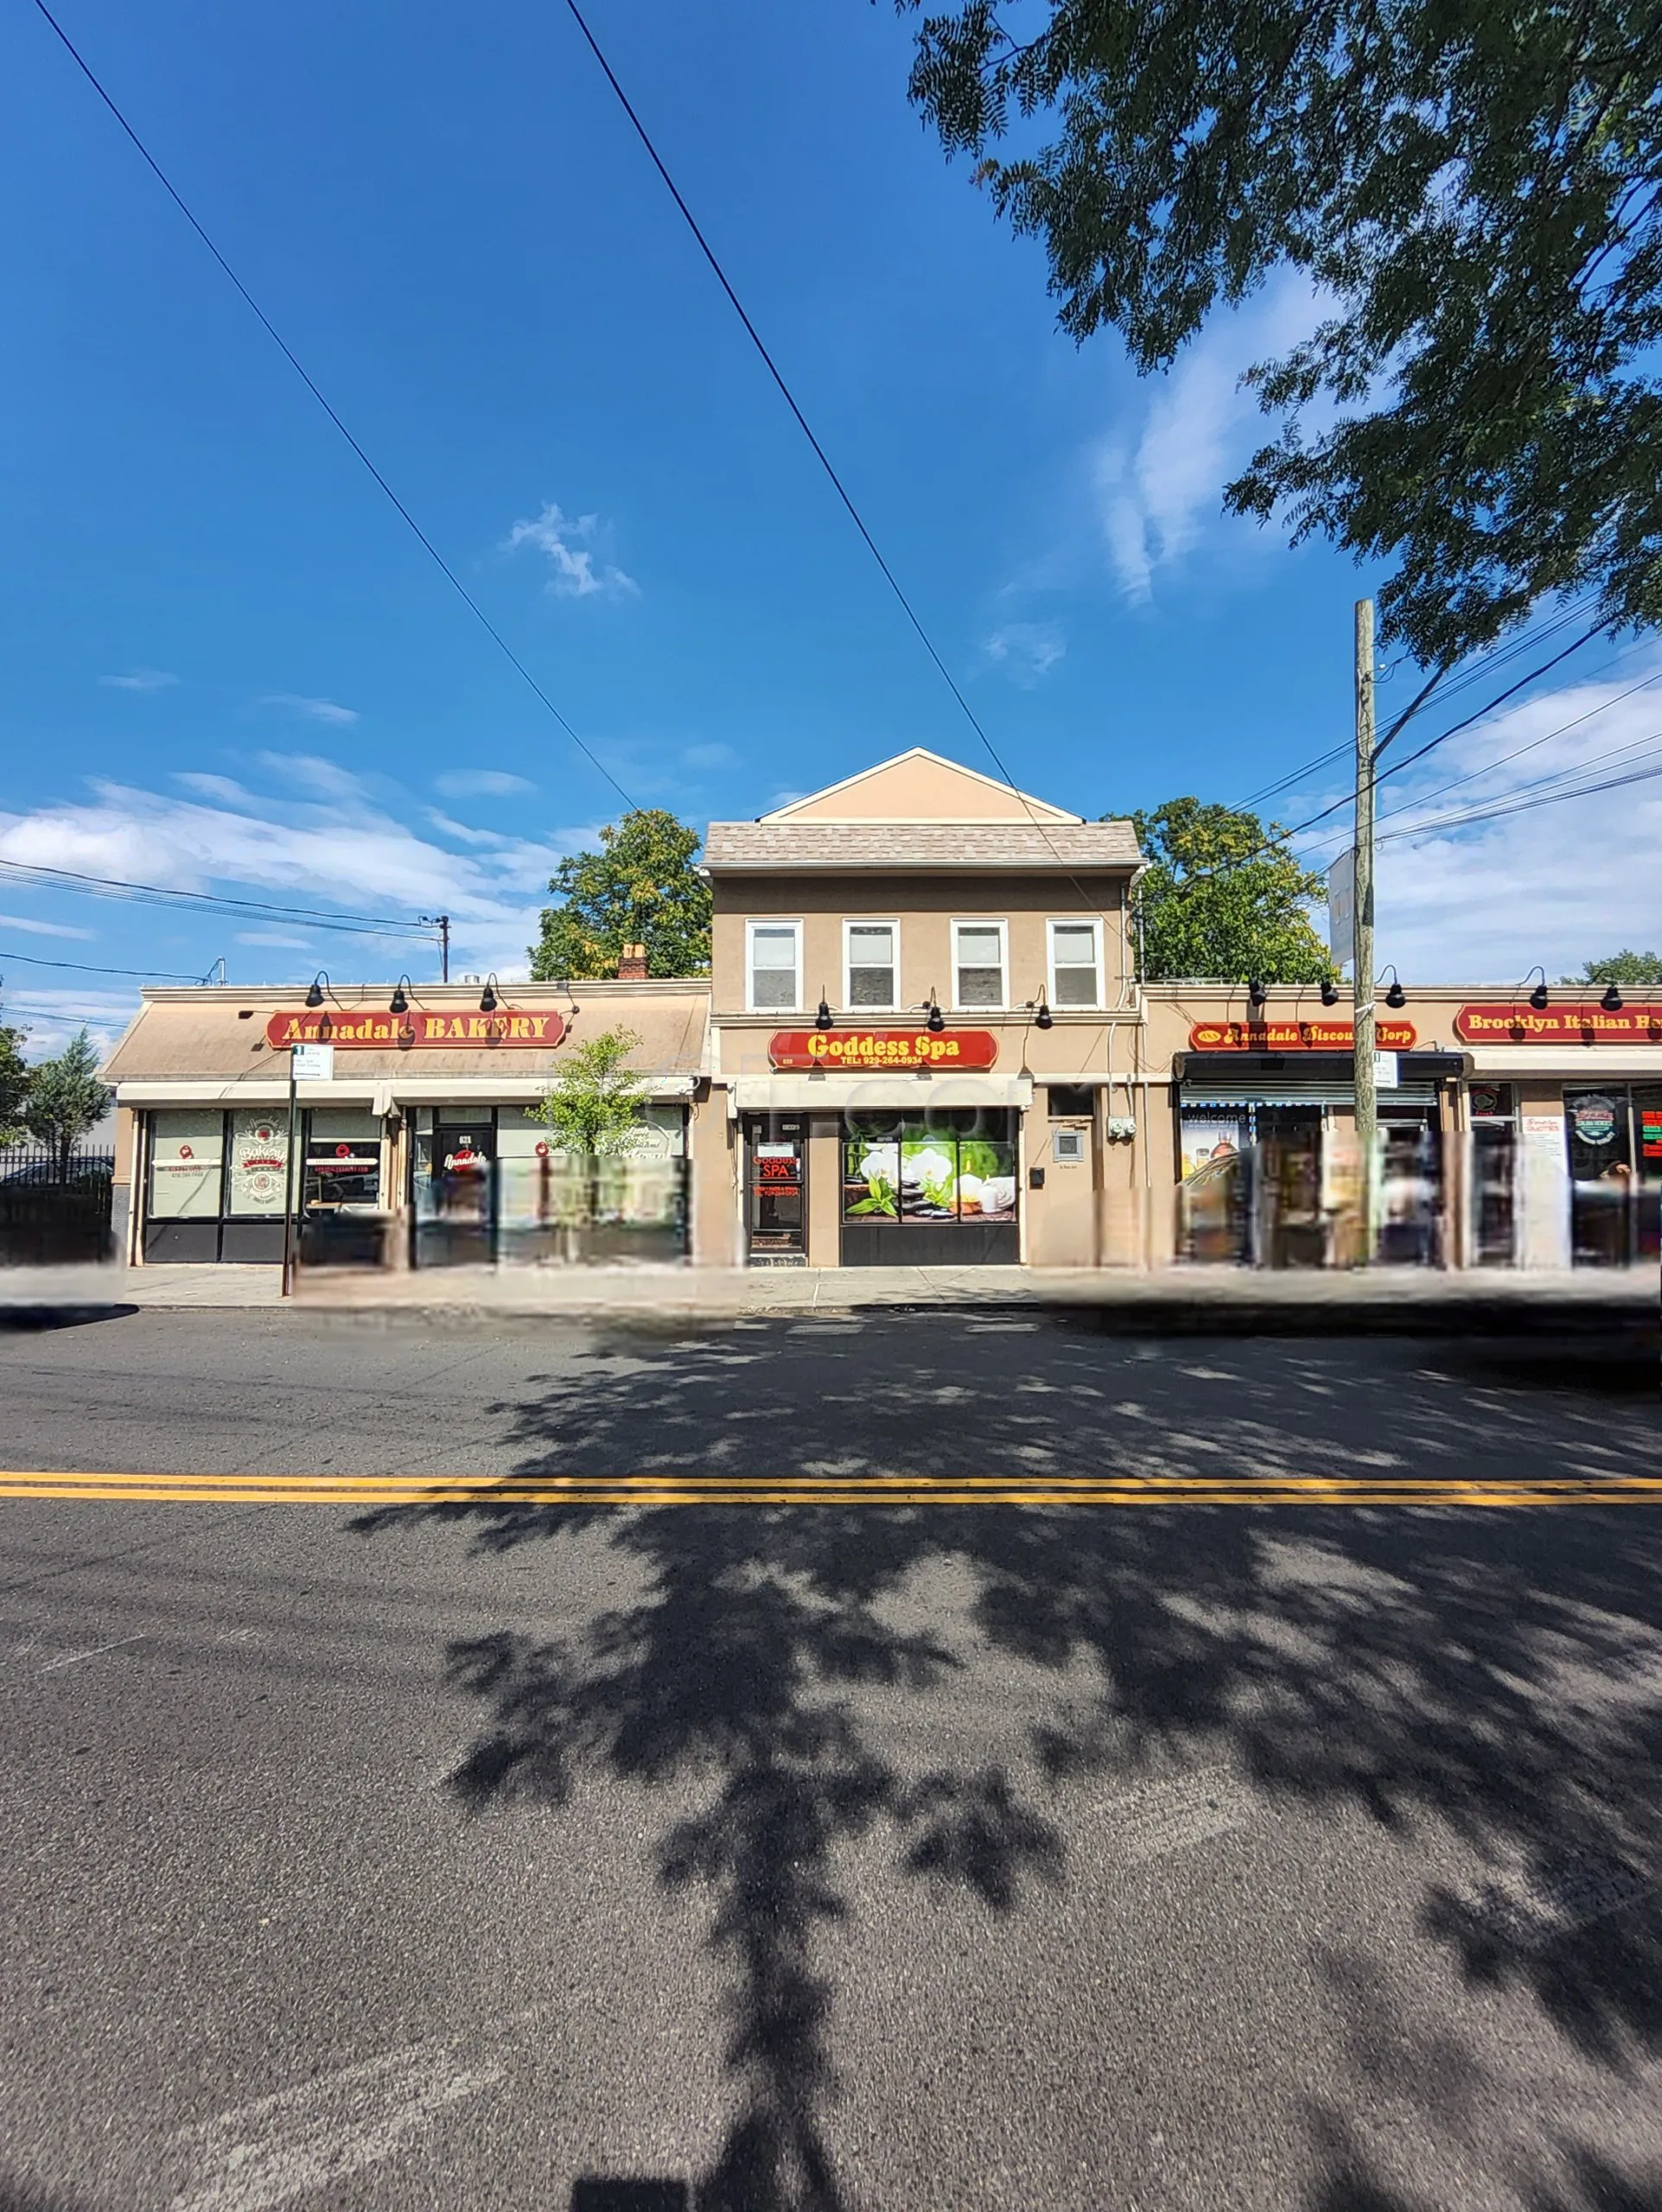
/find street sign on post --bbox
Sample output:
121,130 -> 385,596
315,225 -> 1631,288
1328,848 -> 1356,970
1373,1051 -> 1398,1090
291,1042 -> 334,1083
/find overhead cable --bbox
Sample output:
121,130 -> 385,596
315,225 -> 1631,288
29,0 -> 634,810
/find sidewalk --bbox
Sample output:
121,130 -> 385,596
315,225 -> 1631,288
2,1260 -> 1654,1333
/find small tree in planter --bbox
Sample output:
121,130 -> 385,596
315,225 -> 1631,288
25,1030 -> 111,1182
530,1027 -> 646,1235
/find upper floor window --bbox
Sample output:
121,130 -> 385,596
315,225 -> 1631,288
747,921 -> 801,1012
952,920 -> 1006,1010
1048,919 -> 1102,1010
844,921 -> 898,1010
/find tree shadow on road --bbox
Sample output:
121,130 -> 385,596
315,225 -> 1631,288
353,1317 -> 1662,2209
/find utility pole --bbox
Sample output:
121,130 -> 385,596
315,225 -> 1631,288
421,913 -> 451,982
1353,599 -> 1378,1263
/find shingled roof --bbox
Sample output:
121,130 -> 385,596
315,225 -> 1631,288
702,819 -> 1142,873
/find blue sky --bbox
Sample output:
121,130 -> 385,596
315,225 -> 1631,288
2,0 -> 1657,1053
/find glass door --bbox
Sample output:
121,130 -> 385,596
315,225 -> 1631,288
414,1114 -> 498,1266
1565,1088 -> 1634,1266
746,1117 -> 806,1264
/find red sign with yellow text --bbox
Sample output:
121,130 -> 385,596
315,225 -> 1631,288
768,1028 -> 998,1072
1454,1002 -> 1662,1045
265,1008 -> 566,1051
1188,1018 -> 1417,1052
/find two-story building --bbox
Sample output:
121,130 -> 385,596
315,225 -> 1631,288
698,749 -> 1150,1268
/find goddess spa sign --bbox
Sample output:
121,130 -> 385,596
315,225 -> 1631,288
768,1027 -> 999,1072
265,1009 -> 567,1050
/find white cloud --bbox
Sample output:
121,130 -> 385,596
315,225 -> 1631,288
434,770 -> 535,798
504,502 -> 638,600
0,912 -> 96,939
983,622 -> 1067,685
0,779 -> 589,989
234,931 -> 312,950
424,810 -> 512,849
1295,658 -> 1662,982
99,668 -> 178,691
175,772 -> 252,804
254,753 -> 366,800
260,694 -> 360,725
1094,277 -> 1320,604
4,987 -> 135,1059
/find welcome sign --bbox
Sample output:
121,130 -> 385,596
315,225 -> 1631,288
265,1009 -> 567,1050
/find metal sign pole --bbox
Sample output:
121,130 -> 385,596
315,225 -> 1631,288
280,1045 -> 299,1298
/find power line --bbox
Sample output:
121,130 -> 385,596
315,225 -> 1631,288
29,0 -> 634,812
1375,745 -> 1662,845
560,0 -> 1079,862
1232,594 -> 1607,815
0,856 -> 430,938
0,948 -> 206,981
1294,653 -> 1662,866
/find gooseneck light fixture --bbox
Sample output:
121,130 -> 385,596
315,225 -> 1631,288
1602,982 -> 1624,1014
1035,996 -> 1054,1032
1320,978 -> 1340,1007
1381,965 -> 1407,1011
389,977 -> 411,1015
1248,978 -> 1268,1007
1522,964 -> 1550,1013
814,993 -> 834,1032
926,995 -> 946,1035
479,975 -> 500,1014
304,972 -> 328,1009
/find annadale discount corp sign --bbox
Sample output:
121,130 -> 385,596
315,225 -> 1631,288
1188,1019 -> 1418,1051
266,1009 -> 567,1050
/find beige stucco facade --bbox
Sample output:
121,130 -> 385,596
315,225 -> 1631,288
96,751 -> 1659,1272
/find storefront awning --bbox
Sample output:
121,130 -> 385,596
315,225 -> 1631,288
728,1074 -> 1034,1113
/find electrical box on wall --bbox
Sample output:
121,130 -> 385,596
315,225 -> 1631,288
1052,1128 -> 1086,1165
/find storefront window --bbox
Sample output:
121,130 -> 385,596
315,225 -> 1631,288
303,1110 -> 382,1209
149,1110 -> 225,1219
842,1113 -> 1016,1224
226,1109 -> 290,1217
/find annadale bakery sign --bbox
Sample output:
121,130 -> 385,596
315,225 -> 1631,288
1454,1003 -> 1662,1044
1188,1019 -> 1417,1051
768,1028 -> 999,1072
265,1009 -> 566,1050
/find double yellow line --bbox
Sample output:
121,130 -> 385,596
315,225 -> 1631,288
3,1471 -> 1662,1509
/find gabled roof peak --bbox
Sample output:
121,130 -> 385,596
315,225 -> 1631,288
760,747 -> 1083,825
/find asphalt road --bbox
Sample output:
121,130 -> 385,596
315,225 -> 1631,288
2,1305 -> 1660,2212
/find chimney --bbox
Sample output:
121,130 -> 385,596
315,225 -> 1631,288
617,941 -> 647,981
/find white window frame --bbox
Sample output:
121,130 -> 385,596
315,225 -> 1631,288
1047,917 -> 1104,1013
842,918 -> 901,1014
745,918 -> 803,1015
951,918 -> 1009,1014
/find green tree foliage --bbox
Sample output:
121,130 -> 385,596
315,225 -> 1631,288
0,997 -> 29,1143
24,1029 -> 111,1179
1121,798 -> 1335,982
529,810 -> 710,980
902,0 -> 1662,665
1562,949 -> 1662,984
530,1027 -> 648,1155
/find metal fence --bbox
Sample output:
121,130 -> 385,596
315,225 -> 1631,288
0,1142 -> 117,1264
